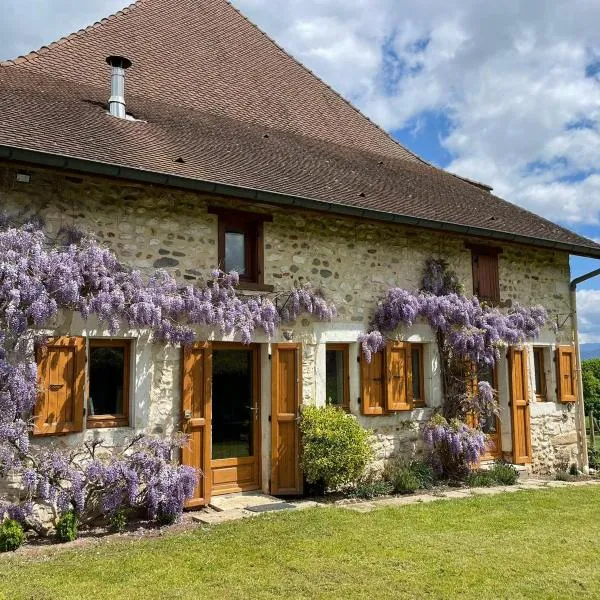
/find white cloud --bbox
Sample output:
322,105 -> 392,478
235,0 -> 600,225
577,290 -> 600,343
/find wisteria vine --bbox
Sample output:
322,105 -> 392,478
0,216 -> 335,532
359,259 -> 548,473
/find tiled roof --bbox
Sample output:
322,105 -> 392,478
1,0 -> 599,257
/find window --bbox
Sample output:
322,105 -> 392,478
468,244 -> 501,304
209,207 -> 273,287
411,344 -> 425,407
87,339 -> 131,428
532,347 -> 546,401
325,344 -> 349,411
360,341 -> 425,414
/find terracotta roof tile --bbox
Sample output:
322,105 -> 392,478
0,0 -> 598,256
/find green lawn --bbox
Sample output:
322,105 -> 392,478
2,486 -> 600,600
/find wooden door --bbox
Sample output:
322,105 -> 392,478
181,342 -> 212,507
271,343 -> 302,495
34,336 -> 85,435
509,347 -> 532,464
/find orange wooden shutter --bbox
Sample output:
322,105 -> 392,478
472,251 -> 500,303
271,343 -> 302,495
556,345 -> 577,403
34,336 -> 85,436
509,347 -> 532,464
181,342 -> 212,507
385,341 -> 412,411
360,349 -> 386,415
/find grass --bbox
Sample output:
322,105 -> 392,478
2,486 -> 600,599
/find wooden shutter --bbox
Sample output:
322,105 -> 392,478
271,343 -> 302,495
386,341 -> 412,411
471,249 -> 500,303
181,342 -> 212,507
509,347 -> 532,464
360,348 -> 386,415
556,345 -> 577,403
34,336 -> 85,435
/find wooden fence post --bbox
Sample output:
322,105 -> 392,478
590,409 -> 596,447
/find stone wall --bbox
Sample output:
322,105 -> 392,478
0,165 -> 582,474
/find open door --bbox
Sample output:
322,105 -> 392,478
509,347 -> 532,464
271,343 -> 302,495
181,342 -> 212,507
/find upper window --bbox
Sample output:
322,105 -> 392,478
532,347 -> 547,401
468,244 -> 501,304
209,207 -> 273,287
87,339 -> 131,428
326,344 -> 350,411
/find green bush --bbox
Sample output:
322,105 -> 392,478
110,509 -> 128,533
350,473 -> 394,499
555,470 -> 570,481
488,461 -> 519,486
300,406 -> 373,491
583,359 -> 600,419
383,459 -> 435,494
409,461 -> 435,489
466,471 -> 494,487
589,447 -> 600,470
0,519 -> 25,552
569,463 -> 580,477
55,510 -> 78,543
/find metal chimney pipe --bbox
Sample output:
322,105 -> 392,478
106,56 -> 132,118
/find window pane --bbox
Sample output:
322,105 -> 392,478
411,348 -> 421,400
89,346 -> 125,416
212,349 -> 254,459
225,231 -> 246,274
533,350 -> 543,396
326,349 -> 345,406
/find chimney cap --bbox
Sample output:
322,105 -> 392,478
106,55 -> 132,69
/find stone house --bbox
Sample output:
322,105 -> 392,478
1,0 -> 599,505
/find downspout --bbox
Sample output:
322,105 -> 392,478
569,267 -> 600,471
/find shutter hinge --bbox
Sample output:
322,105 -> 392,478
357,355 -> 360,363
83,407 -> 86,417
268,415 -> 272,422
357,397 -> 361,405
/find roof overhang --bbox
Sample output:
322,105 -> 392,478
2,144 -> 600,259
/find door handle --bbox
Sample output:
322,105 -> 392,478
184,409 -> 192,420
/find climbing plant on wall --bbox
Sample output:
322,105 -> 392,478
359,259 -> 548,475
0,214 -> 336,533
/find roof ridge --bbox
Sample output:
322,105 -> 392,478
0,0 -> 147,67
222,0 -> 428,167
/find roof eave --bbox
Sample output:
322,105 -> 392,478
2,144 -> 600,259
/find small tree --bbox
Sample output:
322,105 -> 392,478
582,359 -> 600,420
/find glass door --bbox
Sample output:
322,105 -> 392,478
210,344 -> 260,494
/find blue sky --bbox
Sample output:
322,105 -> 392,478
2,0 -> 600,337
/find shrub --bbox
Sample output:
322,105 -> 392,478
383,459 -> 432,494
300,406 -> 373,492
350,474 -> 394,500
409,461 -> 435,489
0,519 -> 25,552
589,447 -> 600,470
466,471 -> 494,487
55,511 -> 78,543
569,463 -> 580,476
488,461 -> 519,486
109,509 -> 128,533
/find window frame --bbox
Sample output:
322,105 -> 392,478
467,243 -> 501,304
532,346 -> 547,401
410,343 -> 426,408
87,338 -> 131,429
325,343 -> 350,412
209,207 -> 273,290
